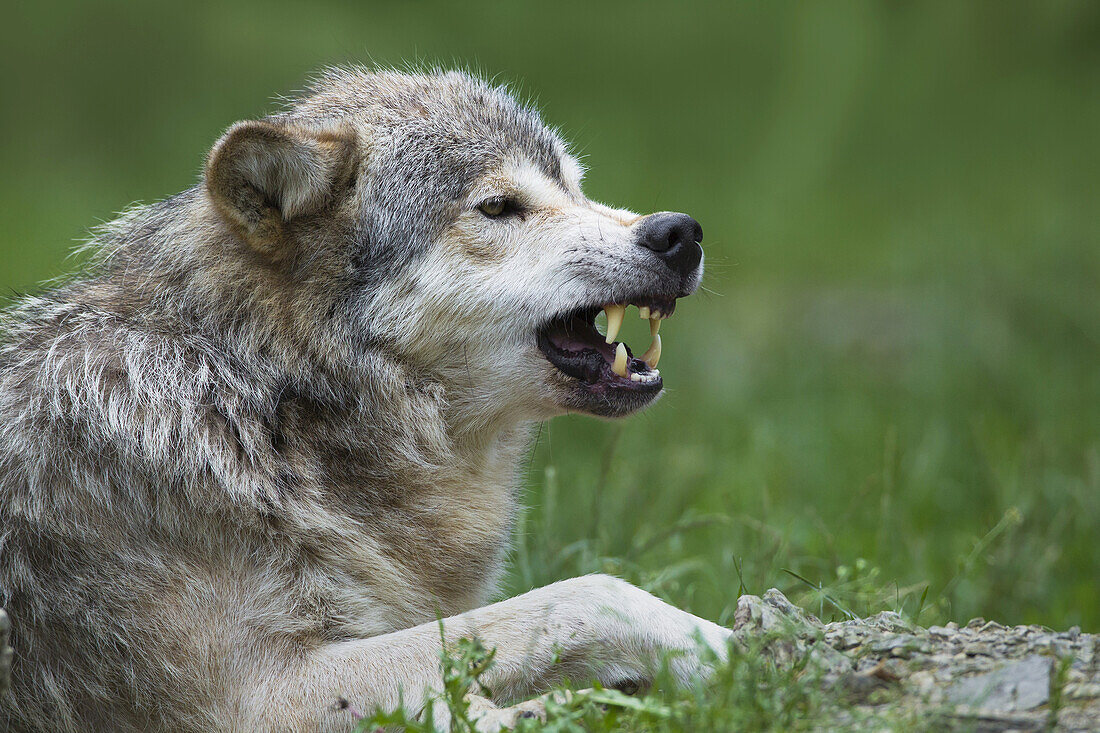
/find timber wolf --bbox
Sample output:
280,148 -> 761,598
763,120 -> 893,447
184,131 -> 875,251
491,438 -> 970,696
0,67 -> 727,731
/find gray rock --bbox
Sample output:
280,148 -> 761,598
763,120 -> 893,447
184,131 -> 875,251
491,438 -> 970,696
1065,683 -> 1100,701
762,588 -> 824,630
734,590 -> 1100,731
963,642 -> 994,657
947,655 -> 1052,712
864,611 -> 917,634
871,634 -> 927,658
733,589 -> 821,637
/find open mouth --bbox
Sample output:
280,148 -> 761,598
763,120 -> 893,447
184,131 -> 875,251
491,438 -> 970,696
536,297 -> 675,395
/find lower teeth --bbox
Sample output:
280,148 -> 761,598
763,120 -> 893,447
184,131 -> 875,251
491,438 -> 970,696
594,303 -> 669,381
611,342 -> 629,377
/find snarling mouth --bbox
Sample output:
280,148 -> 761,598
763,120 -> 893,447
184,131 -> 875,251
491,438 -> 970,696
536,297 -> 675,397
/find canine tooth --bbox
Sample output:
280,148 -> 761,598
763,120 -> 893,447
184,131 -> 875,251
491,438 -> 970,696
604,304 -> 625,344
650,317 -> 661,337
612,342 -> 629,377
651,309 -> 662,320
642,334 -> 661,368
638,306 -> 650,319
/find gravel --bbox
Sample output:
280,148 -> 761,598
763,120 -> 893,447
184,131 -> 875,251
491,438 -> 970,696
732,589 -> 1099,731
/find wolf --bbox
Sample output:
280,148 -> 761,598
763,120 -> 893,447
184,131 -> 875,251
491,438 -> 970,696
0,67 -> 728,731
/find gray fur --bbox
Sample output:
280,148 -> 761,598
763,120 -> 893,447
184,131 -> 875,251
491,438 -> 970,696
287,68 -> 571,295
0,67 -> 714,732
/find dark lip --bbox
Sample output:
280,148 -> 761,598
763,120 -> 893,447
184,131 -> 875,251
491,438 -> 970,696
536,329 -> 663,394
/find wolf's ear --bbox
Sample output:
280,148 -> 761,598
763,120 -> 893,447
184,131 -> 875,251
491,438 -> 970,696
205,119 -> 357,254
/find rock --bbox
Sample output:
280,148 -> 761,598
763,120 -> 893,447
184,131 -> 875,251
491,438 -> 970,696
734,590 -> 1100,731
733,589 -> 824,636
762,588 -> 824,630
864,611 -> 917,634
910,670 -> 937,696
947,655 -> 1052,712
870,634 -> 928,658
1065,683 -> 1100,701
963,642 -> 994,657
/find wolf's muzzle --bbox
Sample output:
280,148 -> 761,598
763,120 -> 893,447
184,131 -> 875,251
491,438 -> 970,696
633,212 -> 703,279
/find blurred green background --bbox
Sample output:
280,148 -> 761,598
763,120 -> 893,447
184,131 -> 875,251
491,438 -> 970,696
3,1 -> 1098,629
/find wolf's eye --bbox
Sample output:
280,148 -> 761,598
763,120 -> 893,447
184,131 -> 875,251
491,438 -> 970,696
477,197 -> 518,218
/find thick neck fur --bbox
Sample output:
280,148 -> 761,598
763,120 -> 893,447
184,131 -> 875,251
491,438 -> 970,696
0,189 -> 528,633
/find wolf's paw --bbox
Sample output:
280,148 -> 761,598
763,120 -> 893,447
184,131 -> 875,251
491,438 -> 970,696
467,694 -> 546,731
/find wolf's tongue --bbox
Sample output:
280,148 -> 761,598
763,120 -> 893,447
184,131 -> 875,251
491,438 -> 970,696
547,319 -> 614,358
539,335 -> 610,382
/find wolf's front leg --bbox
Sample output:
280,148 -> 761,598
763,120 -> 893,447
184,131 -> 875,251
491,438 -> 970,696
253,574 -> 729,731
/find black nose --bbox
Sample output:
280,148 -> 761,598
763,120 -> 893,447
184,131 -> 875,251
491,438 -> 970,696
633,212 -> 703,277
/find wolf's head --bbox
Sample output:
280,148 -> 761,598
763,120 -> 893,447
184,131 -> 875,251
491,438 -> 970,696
204,68 -> 702,429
